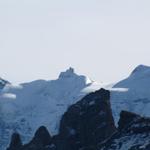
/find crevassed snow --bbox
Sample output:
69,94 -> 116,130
0,68 -> 95,149
111,64 -> 150,125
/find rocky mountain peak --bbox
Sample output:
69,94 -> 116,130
131,64 -> 150,76
7,133 -> 22,150
57,88 -> 116,150
118,110 -> 140,130
0,77 -> 9,89
31,126 -> 52,145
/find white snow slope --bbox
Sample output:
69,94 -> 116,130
0,68 -> 94,149
111,65 -> 150,125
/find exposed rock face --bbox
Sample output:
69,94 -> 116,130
7,133 -> 22,150
7,110 -> 150,150
24,126 -> 52,149
57,88 -> 116,150
99,111 -> 150,150
7,126 -> 53,150
0,77 -> 9,90
118,110 -> 141,130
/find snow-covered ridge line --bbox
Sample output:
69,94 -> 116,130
1,64 -> 150,149
111,64 -> 150,125
0,68 -> 96,149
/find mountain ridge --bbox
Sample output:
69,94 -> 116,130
0,68 -> 95,150
111,64 -> 150,125
0,65 -> 150,149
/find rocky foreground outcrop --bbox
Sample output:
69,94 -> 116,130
7,89 -> 150,150
7,89 -> 116,150
56,88 -> 116,150
99,111 -> 150,150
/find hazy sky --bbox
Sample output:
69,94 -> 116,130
0,0 -> 150,84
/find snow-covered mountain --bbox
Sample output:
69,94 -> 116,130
1,65 -> 150,149
0,68 -> 94,149
111,65 -> 150,124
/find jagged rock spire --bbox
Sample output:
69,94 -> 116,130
7,133 -> 22,150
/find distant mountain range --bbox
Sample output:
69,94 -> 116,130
0,65 -> 150,150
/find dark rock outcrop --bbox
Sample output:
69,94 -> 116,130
7,126 -> 53,150
23,126 -> 52,150
0,77 -> 9,90
7,110 -> 150,150
30,126 -> 52,146
99,111 -> 150,150
7,133 -> 22,150
57,88 -> 116,150
118,110 -> 141,130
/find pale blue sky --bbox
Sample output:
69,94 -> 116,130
0,0 -> 150,84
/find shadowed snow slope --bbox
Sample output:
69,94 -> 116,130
111,65 -> 150,125
0,68 -> 93,149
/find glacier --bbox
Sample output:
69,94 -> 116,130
0,68 -> 95,149
110,65 -> 150,125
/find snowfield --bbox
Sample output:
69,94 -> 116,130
0,68 -> 95,149
111,65 -> 150,125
